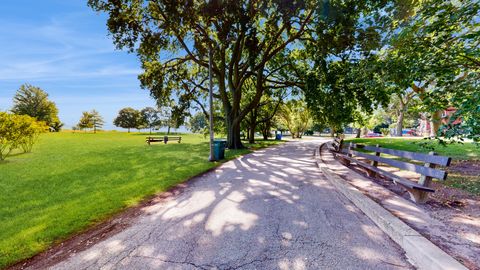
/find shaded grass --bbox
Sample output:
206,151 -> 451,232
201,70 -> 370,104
345,138 -> 480,194
0,132 -> 282,268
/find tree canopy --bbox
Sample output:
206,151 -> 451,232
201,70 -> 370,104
89,0 -> 480,142
11,84 -> 62,131
113,107 -> 142,133
88,0 -> 314,148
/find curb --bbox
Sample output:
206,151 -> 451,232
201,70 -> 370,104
315,143 -> 467,270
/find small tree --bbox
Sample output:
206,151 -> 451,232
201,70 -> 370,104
0,112 -> 19,160
140,107 -> 160,134
159,103 -> 188,135
78,112 -> 93,132
16,115 -> 48,153
0,112 -> 46,160
277,100 -> 313,139
113,108 -> 141,133
76,110 -> 104,133
90,110 -> 104,134
188,112 -> 207,134
11,84 -> 62,131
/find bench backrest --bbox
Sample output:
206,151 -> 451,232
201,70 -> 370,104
343,143 -> 451,180
331,137 -> 343,152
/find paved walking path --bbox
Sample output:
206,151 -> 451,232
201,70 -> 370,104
51,140 -> 411,270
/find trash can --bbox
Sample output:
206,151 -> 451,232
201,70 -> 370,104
275,133 -> 282,140
213,139 -> 226,160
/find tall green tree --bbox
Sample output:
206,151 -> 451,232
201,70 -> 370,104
90,110 -> 105,134
113,108 -> 141,133
141,107 -> 161,134
384,0 -> 480,141
77,110 -> 104,133
276,100 -> 312,139
88,0 -> 314,149
188,112 -> 208,134
158,102 -> 189,135
11,84 -> 62,131
302,1 -> 392,133
77,112 -> 94,132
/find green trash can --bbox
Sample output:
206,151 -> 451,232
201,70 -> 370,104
213,139 -> 226,160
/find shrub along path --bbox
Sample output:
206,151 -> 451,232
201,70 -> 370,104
0,132 -> 279,268
48,140 -> 411,270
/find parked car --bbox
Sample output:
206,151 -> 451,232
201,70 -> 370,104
364,132 -> 383,138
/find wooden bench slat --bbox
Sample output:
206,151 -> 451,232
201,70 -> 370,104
350,150 -> 447,180
336,153 -> 435,192
352,144 -> 451,166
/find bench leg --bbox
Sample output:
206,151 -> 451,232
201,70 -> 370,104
408,189 -> 429,204
366,169 -> 376,178
338,156 -> 350,166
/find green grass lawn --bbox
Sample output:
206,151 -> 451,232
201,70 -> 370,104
344,137 -> 480,194
0,132 -> 282,268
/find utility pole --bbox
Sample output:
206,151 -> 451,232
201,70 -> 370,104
208,46 -> 215,161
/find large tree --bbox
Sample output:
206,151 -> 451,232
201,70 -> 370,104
88,0 -> 314,149
302,1 -> 392,133
11,84 -> 62,131
387,0 -> 480,141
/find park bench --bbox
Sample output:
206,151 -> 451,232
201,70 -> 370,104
328,137 -> 344,153
146,136 -> 182,145
331,142 -> 452,203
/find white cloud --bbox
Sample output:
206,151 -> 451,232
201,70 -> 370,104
0,10 -> 141,82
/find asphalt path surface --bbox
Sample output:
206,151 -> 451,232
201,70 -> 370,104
51,140 -> 412,270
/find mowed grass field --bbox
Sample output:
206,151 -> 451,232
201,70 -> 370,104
345,138 -> 480,194
0,131 -> 281,268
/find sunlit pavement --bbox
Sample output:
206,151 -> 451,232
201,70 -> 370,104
50,139 -> 412,270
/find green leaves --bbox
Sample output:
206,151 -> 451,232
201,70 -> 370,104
0,112 -> 47,160
113,108 -> 142,132
11,84 -> 62,131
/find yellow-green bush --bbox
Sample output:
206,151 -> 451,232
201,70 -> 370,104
0,112 -> 47,160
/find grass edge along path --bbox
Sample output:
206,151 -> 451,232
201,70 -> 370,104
0,132 -> 283,269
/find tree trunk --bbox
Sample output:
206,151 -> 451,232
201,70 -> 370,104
262,129 -> 269,140
330,128 -> 335,138
248,123 -> 256,144
167,126 -> 171,135
226,113 -> 243,149
430,110 -> 443,137
396,111 -> 404,137
248,110 -> 257,144
355,128 -> 361,138
128,128 -> 130,133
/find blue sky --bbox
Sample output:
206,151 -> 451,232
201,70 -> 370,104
0,0 -> 157,130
